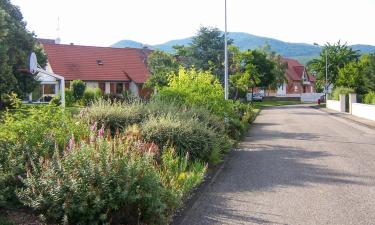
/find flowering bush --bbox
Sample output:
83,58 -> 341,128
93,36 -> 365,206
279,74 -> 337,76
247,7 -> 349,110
17,125 -> 205,225
0,106 -> 88,206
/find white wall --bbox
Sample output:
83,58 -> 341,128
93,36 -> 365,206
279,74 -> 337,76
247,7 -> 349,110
327,100 -> 342,112
86,82 -> 98,89
105,82 -> 110,94
129,81 -> 139,97
351,103 -> 375,121
277,83 -> 287,96
301,93 -> 324,102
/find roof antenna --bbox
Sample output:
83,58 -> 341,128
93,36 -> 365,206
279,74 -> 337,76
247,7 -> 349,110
55,16 -> 61,44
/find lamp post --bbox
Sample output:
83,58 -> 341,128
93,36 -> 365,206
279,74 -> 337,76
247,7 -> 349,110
314,43 -> 328,101
224,0 -> 229,100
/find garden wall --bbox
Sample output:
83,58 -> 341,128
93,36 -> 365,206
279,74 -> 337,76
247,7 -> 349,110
327,100 -> 342,112
351,103 -> 375,121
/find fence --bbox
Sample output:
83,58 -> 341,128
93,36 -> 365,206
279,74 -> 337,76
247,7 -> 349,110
327,93 -> 375,121
351,103 -> 375,121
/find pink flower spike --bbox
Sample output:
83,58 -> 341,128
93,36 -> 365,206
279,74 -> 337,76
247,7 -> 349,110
68,136 -> 75,152
90,122 -> 98,132
98,125 -> 105,138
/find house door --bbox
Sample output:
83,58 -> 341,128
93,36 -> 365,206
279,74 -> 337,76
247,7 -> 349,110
303,86 -> 307,93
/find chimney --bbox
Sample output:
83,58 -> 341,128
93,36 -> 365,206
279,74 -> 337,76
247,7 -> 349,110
70,43 -> 74,45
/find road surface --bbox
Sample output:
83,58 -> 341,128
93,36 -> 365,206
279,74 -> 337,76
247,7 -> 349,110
178,105 -> 375,225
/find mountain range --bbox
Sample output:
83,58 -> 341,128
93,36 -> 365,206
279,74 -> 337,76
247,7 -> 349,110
111,32 -> 375,65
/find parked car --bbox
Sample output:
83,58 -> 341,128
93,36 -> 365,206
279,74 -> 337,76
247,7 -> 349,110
252,93 -> 263,102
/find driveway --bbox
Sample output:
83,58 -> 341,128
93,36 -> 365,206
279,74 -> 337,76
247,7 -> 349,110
178,105 -> 375,225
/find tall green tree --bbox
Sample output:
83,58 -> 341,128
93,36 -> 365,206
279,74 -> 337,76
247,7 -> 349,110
362,53 -> 375,91
308,41 -> 360,88
336,61 -> 368,95
173,26 -> 233,82
145,50 -> 179,89
243,49 -> 275,90
336,54 -> 375,95
260,44 -> 287,91
0,0 -> 46,105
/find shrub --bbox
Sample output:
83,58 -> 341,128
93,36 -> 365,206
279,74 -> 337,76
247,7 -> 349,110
156,68 -> 236,118
64,89 -> 75,107
17,127 -> 205,225
0,106 -> 88,206
71,80 -> 86,101
159,148 -> 206,211
141,114 -> 220,162
83,99 -> 146,133
80,88 -> 98,106
331,86 -> 355,100
49,94 -> 61,106
364,91 -> 375,105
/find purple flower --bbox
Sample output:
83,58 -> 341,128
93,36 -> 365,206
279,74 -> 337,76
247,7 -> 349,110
98,125 -> 105,138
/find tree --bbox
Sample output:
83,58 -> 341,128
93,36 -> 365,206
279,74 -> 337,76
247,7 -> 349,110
260,45 -> 287,92
145,50 -> 179,89
336,61 -> 368,95
308,41 -> 360,88
362,53 -> 375,92
337,54 -> 375,95
0,0 -> 47,105
173,26 -> 233,82
71,80 -> 86,100
242,49 -> 275,90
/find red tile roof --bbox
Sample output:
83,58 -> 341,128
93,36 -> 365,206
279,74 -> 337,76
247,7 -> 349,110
281,58 -> 316,82
41,42 -> 151,83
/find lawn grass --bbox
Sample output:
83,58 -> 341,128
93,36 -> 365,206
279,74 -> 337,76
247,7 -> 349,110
251,100 -> 303,109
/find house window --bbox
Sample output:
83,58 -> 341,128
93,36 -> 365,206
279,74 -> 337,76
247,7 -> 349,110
116,83 -> 124,94
124,82 -> 130,90
98,82 -> 105,93
110,83 -> 116,94
43,84 -> 56,95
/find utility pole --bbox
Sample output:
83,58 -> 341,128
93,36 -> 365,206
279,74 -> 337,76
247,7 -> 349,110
224,0 -> 229,100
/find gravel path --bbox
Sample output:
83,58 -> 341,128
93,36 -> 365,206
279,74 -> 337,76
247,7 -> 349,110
178,105 -> 375,225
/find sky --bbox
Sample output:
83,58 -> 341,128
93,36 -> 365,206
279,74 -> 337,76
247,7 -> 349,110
11,0 -> 375,47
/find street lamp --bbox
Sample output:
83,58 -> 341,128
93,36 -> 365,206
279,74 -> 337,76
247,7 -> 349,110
314,43 -> 328,101
224,0 -> 229,100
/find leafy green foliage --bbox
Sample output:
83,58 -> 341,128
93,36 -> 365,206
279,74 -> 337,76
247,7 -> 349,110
145,50 -> 179,89
308,42 -> 360,87
17,125 -> 205,225
337,61 -> 369,95
71,80 -> 86,101
159,148 -> 206,210
173,26 -> 233,81
80,88 -> 101,106
0,0 -> 46,101
141,114 -> 220,162
331,86 -> 355,100
64,89 -> 75,107
0,106 -> 88,206
364,91 -> 375,105
157,68 -> 235,118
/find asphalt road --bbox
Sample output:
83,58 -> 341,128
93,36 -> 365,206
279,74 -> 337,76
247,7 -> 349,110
178,105 -> 375,225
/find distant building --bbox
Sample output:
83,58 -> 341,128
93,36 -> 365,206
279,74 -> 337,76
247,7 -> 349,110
257,58 -> 316,97
31,39 -> 152,102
